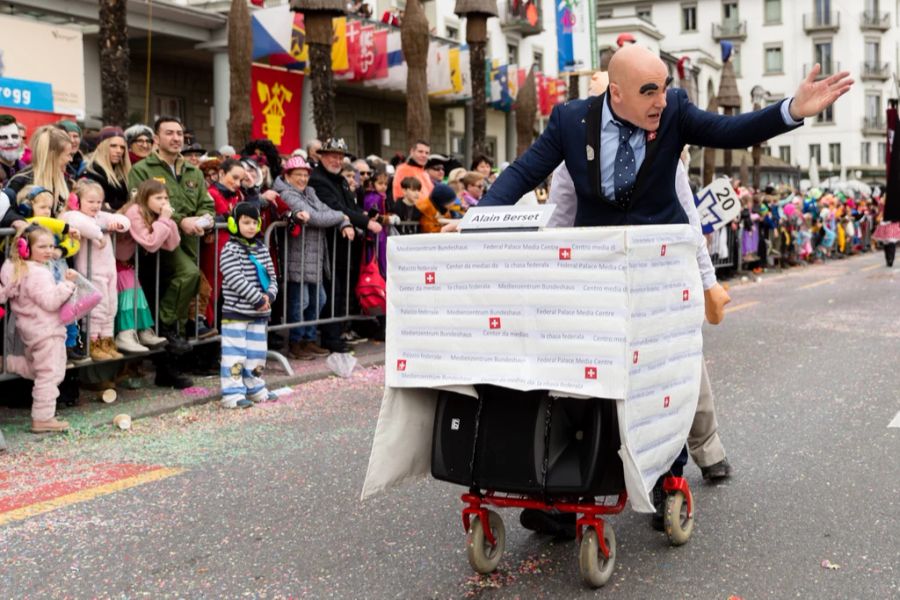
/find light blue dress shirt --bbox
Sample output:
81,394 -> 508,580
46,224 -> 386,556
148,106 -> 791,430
599,95 -> 803,199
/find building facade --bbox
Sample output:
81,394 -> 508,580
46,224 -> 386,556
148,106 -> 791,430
597,0 -> 898,184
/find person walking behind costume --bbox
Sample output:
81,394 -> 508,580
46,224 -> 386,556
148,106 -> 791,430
62,180 -> 132,361
219,203 -> 278,408
115,180 -> 178,352
0,225 -> 78,432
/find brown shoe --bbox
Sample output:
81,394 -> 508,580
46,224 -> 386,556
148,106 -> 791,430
32,418 -> 70,433
288,342 -> 316,361
90,338 -> 113,361
305,341 -> 330,356
103,337 -> 124,360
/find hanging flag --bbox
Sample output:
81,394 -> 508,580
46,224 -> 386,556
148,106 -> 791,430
341,19 -> 362,80
556,77 -> 569,103
379,30 -> 406,91
427,42 -> 453,95
556,1 -> 576,71
492,64 -> 512,111
537,72 -> 550,115
449,47 -> 463,94
354,24 -> 377,81
507,63 -> 519,100
332,17 -> 349,74
251,5 -> 294,63
267,13 -> 307,70
251,65 -> 304,154
459,46 -> 472,98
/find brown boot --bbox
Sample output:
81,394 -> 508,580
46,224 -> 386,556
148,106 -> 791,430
288,341 -> 315,361
305,341 -> 330,356
32,418 -> 70,433
104,337 -> 124,360
90,338 -> 113,361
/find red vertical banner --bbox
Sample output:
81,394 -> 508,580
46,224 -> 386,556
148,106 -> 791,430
354,25 -> 377,81
370,28 -> 388,80
346,20 -> 362,80
251,64 -> 304,154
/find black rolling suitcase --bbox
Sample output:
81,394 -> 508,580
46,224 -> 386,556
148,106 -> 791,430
431,385 -> 625,496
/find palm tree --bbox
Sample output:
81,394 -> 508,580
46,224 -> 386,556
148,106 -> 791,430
402,0 -> 430,145
290,0 -> 346,140
454,0 -> 497,158
99,0 -> 129,126
228,0 -> 253,148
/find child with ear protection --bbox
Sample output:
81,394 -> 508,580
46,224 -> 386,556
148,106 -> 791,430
0,225 -> 79,433
62,180 -> 132,361
218,202 -> 278,408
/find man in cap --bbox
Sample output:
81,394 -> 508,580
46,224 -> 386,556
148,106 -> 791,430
183,143 -> 206,168
308,138 -> 383,352
424,155 -> 448,187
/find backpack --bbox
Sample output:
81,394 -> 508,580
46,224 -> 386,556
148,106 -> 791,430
356,240 -> 386,316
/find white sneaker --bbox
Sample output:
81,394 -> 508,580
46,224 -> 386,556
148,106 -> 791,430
138,328 -> 167,348
116,330 -> 149,354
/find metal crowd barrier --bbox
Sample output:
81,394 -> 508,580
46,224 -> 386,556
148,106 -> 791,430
0,216 -> 387,383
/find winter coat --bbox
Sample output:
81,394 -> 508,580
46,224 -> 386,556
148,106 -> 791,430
272,176 -> 347,284
391,161 -> 433,201
61,210 -> 131,280
0,260 -> 74,348
83,164 -> 130,211
309,165 -> 369,279
128,151 -> 213,260
220,236 -> 278,319
202,183 -> 244,292
363,191 -> 388,277
115,204 -> 182,262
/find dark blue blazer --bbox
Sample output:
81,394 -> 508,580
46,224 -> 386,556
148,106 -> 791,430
480,88 -> 801,227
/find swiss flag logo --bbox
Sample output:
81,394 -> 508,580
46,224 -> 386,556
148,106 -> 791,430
489,317 -> 502,330
682,289 -> 689,302
424,272 -> 436,285
396,359 -> 407,371
660,244 -> 667,256
663,395 -> 671,408
632,351 -> 639,364
584,366 -> 597,380
559,247 -> 572,260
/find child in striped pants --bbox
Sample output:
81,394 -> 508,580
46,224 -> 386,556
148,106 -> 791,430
219,203 -> 278,409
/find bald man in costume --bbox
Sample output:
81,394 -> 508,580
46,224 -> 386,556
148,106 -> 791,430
480,44 -> 853,536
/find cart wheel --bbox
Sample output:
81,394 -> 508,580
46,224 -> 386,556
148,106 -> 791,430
664,489 -> 694,546
578,522 -> 616,588
466,510 -> 505,574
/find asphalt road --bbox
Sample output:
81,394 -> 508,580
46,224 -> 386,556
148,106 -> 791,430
1,253 -> 898,599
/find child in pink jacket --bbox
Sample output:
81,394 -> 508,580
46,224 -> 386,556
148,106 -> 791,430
0,225 -> 77,433
115,179 -> 180,351
62,180 -> 132,361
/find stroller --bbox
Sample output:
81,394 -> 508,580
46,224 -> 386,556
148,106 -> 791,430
431,385 -> 694,588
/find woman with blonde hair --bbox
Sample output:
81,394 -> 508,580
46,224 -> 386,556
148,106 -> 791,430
84,126 -> 132,211
460,171 -> 486,209
7,125 -> 73,216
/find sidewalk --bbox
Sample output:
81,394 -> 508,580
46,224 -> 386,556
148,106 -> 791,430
0,341 -> 385,451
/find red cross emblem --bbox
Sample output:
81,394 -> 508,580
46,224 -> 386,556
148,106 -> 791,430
396,359 -> 407,371
632,351 -> 639,364
663,395 -> 671,408
559,247 -> 572,260
660,244 -> 667,256
682,289 -> 689,302
584,366 -> 597,380
424,272 -> 436,285
489,317 -> 501,330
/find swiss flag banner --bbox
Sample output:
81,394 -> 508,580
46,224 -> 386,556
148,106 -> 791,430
345,20 -> 361,80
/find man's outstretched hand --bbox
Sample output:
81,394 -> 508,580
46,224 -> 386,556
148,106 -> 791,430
789,64 -> 853,121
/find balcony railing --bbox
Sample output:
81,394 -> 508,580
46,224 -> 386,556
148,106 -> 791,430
499,0 -> 543,37
803,11 -> 840,33
862,116 -> 886,135
711,20 -> 747,41
803,61 -> 840,79
861,61 -> 891,81
860,11 -> 891,31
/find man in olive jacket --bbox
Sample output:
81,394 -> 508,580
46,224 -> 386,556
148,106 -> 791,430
128,116 -> 214,387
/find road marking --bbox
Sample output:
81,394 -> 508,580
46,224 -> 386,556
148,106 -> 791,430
862,264 -> 882,272
889,411 -> 900,429
0,467 -> 184,527
724,301 -> 759,314
798,278 -> 836,290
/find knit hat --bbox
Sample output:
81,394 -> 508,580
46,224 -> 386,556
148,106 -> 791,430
97,126 -> 125,144
58,120 -> 82,136
430,183 -> 457,208
231,201 -> 261,239
124,124 -> 153,146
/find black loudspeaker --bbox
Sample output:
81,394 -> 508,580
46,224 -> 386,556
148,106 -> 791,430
430,387 -> 625,497
431,390 -> 479,486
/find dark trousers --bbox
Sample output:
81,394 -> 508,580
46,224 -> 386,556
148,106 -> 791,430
884,242 -> 896,267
